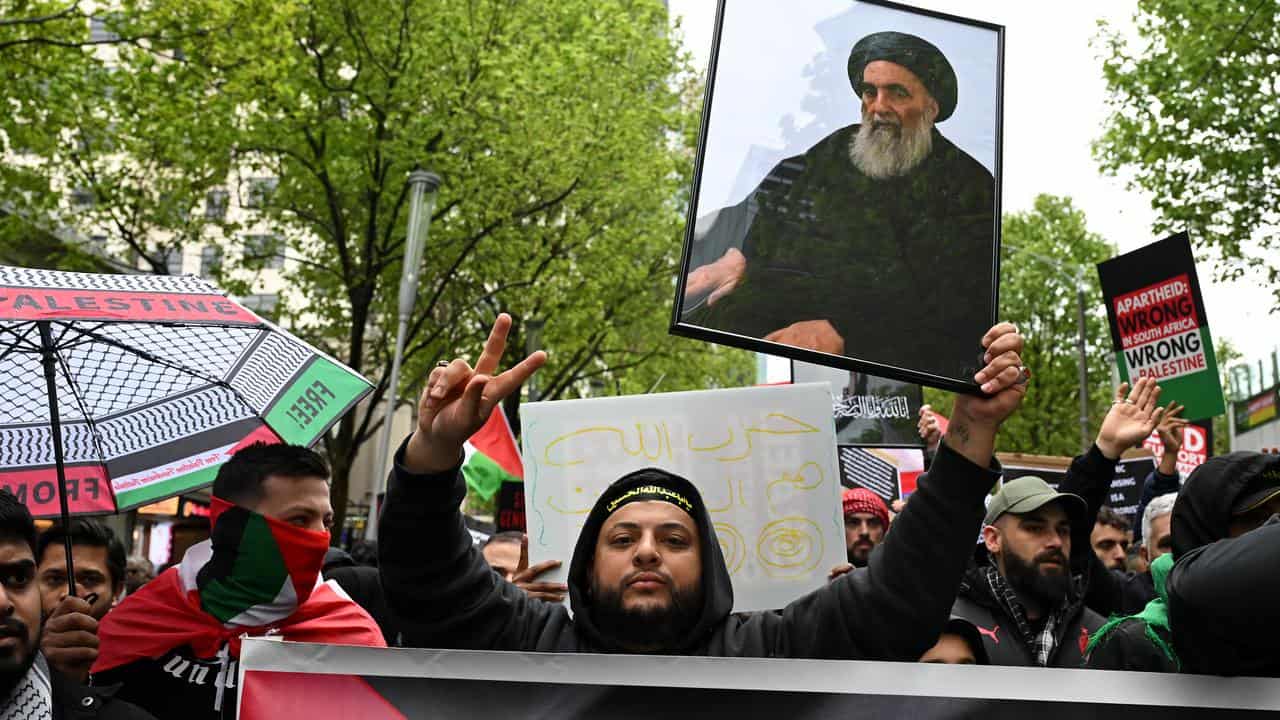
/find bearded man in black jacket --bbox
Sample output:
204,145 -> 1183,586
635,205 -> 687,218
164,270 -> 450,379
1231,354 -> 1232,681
952,377 -> 1171,668
379,314 -> 1028,660
0,491 -> 154,720
683,32 -> 996,380
951,475 -> 1105,668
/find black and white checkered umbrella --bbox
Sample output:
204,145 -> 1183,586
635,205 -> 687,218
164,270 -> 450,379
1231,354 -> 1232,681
0,265 -> 371,522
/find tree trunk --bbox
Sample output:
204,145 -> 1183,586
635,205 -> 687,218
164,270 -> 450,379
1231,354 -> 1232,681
327,420 -> 354,546
327,279 -> 374,544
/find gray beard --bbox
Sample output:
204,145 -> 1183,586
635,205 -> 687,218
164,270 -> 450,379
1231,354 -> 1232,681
849,118 -> 934,179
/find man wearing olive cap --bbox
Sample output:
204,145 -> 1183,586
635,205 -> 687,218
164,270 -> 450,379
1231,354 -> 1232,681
685,31 -> 995,380
951,476 -> 1105,667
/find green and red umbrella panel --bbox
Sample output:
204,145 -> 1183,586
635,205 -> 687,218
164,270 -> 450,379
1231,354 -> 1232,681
0,265 -> 373,519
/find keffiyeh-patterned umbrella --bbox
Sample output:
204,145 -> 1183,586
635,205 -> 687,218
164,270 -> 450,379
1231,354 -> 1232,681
0,266 -> 371,531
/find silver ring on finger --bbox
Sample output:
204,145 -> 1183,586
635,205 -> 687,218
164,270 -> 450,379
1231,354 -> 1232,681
1015,366 -> 1031,385
437,360 -> 450,368
1123,398 -> 1135,405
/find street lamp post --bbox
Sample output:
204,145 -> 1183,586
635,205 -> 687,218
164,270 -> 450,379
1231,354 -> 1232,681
1005,245 -> 1092,453
1075,266 -> 1089,454
365,168 -> 441,541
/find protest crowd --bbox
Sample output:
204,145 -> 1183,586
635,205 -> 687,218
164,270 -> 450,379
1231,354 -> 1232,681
1,6 -> 1278,719
0,314 -> 1272,719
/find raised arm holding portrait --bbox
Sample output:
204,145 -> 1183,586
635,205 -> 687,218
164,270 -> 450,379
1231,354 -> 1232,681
380,315 -> 1028,661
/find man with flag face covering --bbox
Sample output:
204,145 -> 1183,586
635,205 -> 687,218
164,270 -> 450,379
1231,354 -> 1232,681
380,315 -> 1028,660
91,444 -> 385,720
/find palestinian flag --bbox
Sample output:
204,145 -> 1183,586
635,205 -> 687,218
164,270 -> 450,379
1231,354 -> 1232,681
194,498 -> 331,627
462,409 -> 523,501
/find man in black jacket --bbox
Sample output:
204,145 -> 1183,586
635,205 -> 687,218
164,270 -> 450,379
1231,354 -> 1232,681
952,476 -> 1103,668
952,377 -> 1170,667
1166,452 -> 1280,676
380,315 -> 1027,659
36,519 -> 128,683
1056,380 -> 1182,619
0,491 -> 153,720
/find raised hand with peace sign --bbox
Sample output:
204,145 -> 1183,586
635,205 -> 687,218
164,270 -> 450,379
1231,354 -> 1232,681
404,314 -> 547,474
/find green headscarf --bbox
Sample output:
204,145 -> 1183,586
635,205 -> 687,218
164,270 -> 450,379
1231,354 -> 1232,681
1085,553 -> 1179,670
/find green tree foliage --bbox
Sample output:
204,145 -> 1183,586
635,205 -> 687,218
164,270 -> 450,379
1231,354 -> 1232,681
926,195 -> 1117,457
0,1 -> 229,271
0,1 -> 161,53
1094,0 -> 1280,304
2,0 -> 753,532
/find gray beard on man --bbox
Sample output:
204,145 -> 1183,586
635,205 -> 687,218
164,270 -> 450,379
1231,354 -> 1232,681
849,112 -> 934,179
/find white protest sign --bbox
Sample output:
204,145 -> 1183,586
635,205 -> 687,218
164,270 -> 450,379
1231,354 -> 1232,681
520,383 -> 844,613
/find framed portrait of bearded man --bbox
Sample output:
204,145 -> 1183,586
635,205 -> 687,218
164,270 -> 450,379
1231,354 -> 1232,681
672,0 -> 1004,393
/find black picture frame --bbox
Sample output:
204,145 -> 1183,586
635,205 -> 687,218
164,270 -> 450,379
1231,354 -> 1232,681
670,0 -> 1005,394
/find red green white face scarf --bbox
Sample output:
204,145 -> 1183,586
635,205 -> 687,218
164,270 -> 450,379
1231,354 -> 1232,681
92,497 -> 384,680
181,496 -> 331,627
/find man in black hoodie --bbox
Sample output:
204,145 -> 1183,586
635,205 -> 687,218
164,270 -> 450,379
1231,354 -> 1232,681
1084,451 -> 1280,675
1165,452 -> 1280,677
380,315 -> 1027,660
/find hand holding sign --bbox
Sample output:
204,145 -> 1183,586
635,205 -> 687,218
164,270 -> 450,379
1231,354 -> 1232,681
1097,378 -> 1166,460
949,323 -> 1026,468
406,314 -> 547,474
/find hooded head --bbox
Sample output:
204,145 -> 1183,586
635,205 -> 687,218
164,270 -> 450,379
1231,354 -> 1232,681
567,468 -> 732,653
1171,452 -> 1280,559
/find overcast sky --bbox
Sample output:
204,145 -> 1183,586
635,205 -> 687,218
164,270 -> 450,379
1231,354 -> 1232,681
668,0 -> 1279,380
